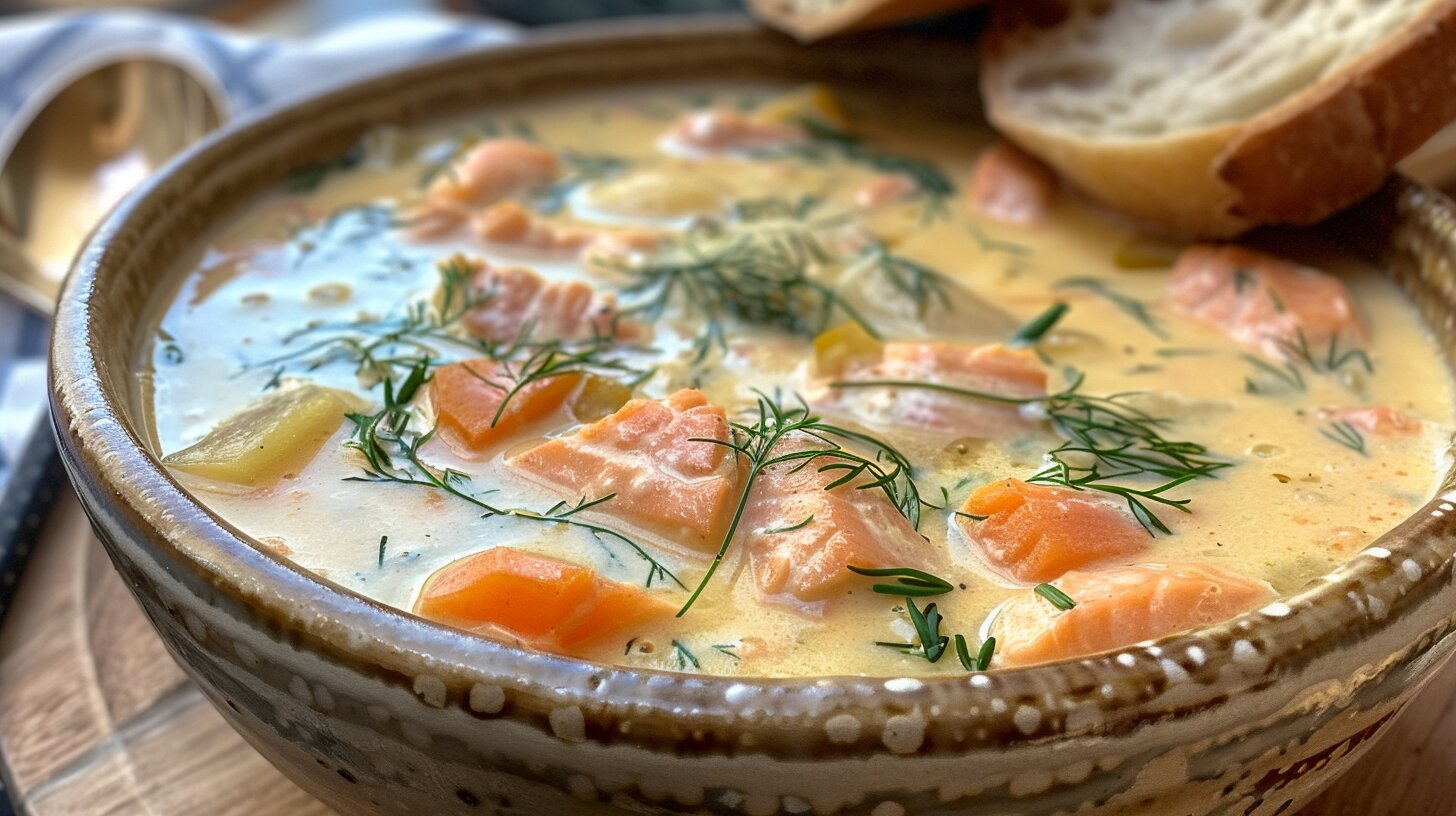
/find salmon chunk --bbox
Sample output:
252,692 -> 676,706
506,389 -> 741,552
432,359 -> 581,454
658,109 -> 807,157
855,174 -> 918,208
1319,405 -> 1421,436
453,257 -> 640,343
958,479 -> 1147,584
416,547 -> 672,655
992,563 -> 1275,667
1166,245 -> 1365,361
966,142 -> 1057,227
818,333 -> 1047,439
475,201 -> 662,259
474,201 -> 594,253
740,436 -> 941,609
428,139 -> 560,209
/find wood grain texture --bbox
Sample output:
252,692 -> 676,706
0,490 -> 1449,815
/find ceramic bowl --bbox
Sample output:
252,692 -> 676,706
48,18 -> 1456,816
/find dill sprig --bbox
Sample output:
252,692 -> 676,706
847,565 -> 953,597
608,228 -> 875,362
790,118 -> 955,214
343,362 -> 681,588
1034,583 -> 1077,610
671,640 -> 700,670
1320,420 -> 1368,456
244,256 -> 650,422
1243,353 -> 1306,394
676,391 -> 929,616
954,633 -> 996,671
828,370 -> 1229,535
1010,302 -> 1070,348
859,241 -> 952,319
1056,277 -> 1169,340
1272,329 -> 1374,377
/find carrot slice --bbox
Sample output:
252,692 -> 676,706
432,359 -> 582,454
992,562 -> 1275,667
506,389 -> 741,552
1166,244 -> 1364,361
741,436 -> 942,609
958,478 -> 1146,584
416,547 -> 670,655
966,142 -> 1057,227
818,338 -> 1046,439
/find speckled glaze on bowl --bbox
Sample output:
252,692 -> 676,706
48,18 -> 1456,816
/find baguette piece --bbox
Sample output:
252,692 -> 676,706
981,0 -> 1456,237
748,0 -> 986,42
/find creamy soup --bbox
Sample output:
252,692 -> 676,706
143,85 -> 1454,677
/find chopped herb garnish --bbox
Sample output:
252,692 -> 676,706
847,565 -> 954,597
608,228 -> 877,362
711,643 -> 742,661
671,640 -> 700,670
1010,302 -> 1069,348
1242,353 -> 1306,393
284,144 -> 364,193
343,363 -> 681,589
1320,420 -> 1367,456
1056,277 -> 1169,340
1034,582 -> 1077,610
828,369 -> 1229,535
677,392 -> 929,616
759,515 -> 815,535
1271,330 -> 1373,378
953,633 -> 996,671
906,598 -> 949,662
377,534 -> 388,567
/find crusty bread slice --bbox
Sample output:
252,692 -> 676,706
981,0 -> 1456,237
748,0 -> 986,42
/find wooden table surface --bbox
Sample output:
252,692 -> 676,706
0,491 -> 1452,815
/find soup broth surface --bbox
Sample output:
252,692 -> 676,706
145,85 -> 1454,677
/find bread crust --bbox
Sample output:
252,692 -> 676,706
748,0 -> 986,43
983,0 -> 1456,237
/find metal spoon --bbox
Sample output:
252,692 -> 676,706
0,56 -> 225,313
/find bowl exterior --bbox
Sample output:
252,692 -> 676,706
48,20 -> 1456,816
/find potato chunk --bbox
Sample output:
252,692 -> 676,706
163,385 -> 364,488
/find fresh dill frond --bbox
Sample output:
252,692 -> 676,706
953,633 -> 996,671
1242,354 -> 1306,393
1034,583 -> 1077,610
711,643 -> 742,661
1010,302 -> 1070,348
859,241 -> 953,319
342,366 -> 681,589
847,565 -> 954,597
758,515 -> 815,535
1271,329 -> 1374,378
1320,420 -> 1368,456
828,370 -> 1229,535
906,598 -> 949,662
608,228 -> 875,362
284,143 -> 365,193
730,194 -> 822,222
676,391 -> 929,616
1056,277 -> 1169,340
671,640 -> 700,670
244,256 -> 651,421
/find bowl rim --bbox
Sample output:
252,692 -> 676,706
47,15 -> 1456,756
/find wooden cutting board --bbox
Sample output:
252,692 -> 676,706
0,491 -> 1451,815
